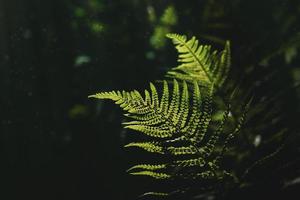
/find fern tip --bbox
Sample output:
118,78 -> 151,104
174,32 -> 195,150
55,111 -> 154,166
88,94 -> 97,99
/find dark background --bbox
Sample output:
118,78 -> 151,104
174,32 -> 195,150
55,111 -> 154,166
1,0 -> 300,200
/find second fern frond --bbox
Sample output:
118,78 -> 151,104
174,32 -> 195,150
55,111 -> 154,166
166,33 -> 231,89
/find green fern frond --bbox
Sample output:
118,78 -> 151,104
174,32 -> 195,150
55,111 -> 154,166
124,124 -> 175,138
90,80 -> 231,172
127,164 -> 167,172
166,33 -> 230,88
88,91 -> 120,101
174,158 -> 206,167
159,80 -> 170,115
181,81 -> 202,138
167,146 -> 198,155
130,171 -> 171,179
89,79 -> 247,196
191,84 -> 213,144
124,142 -> 164,154
89,79 -> 198,139
88,31 -> 254,199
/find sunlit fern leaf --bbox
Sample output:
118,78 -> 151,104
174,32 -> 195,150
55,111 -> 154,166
167,146 -> 198,155
89,79 -> 192,139
191,84 -> 213,144
127,164 -> 167,172
159,80 -> 170,115
89,79 -> 247,197
177,81 -> 202,143
124,124 -> 175,138
174,158 -> 206,168
129,171 -> 171,179
166,33 -> 230,88
165,79 -> 180,122
125,142 -> 165,154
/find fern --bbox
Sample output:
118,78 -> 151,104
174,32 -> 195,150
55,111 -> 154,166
88,33 -> 251,198
166,33 -> 230,88
89,79 -> 246,197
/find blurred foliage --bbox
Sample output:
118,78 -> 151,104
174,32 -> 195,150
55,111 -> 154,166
70,0 -> 106,35
68,104 -> 89,119
150,5 -> 178,49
